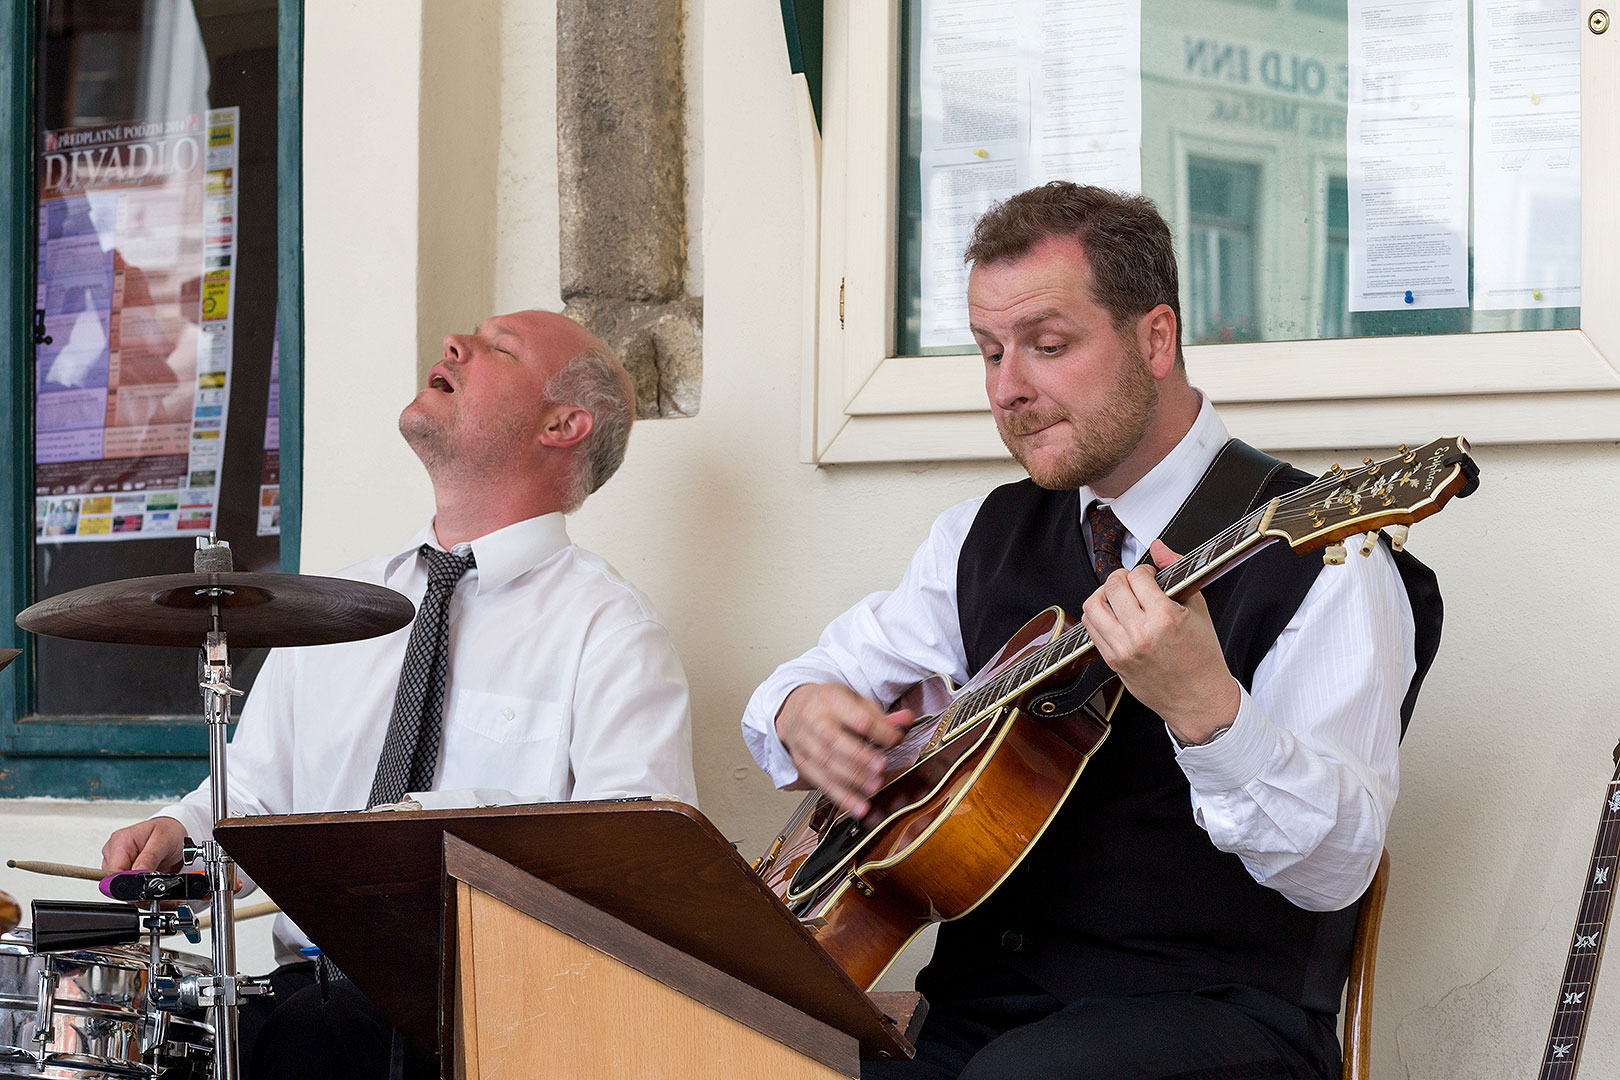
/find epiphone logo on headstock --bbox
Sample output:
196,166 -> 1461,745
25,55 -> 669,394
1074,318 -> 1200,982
1421,446 -> 1452,491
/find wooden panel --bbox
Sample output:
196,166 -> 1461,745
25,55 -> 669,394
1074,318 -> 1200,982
455,880 -> 478,1080
458,885 -> 854,1079
443,835 -> 859,1074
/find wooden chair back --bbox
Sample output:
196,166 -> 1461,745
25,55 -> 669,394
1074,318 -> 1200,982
1341,849 -> 1391,1080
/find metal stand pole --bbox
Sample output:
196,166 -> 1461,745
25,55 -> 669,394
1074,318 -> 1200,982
183,537 -> 267,1080
200,623 -> 242,1080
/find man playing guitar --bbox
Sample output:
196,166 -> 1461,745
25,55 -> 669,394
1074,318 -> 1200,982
742,183 -> 1442,1079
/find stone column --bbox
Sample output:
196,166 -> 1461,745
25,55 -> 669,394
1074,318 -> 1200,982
557,0 -> 702,418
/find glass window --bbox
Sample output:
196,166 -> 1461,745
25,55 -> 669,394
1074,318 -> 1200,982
30,0 -> 281,719
893,0 -> 1581,357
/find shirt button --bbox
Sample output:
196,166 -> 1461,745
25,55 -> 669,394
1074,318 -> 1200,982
502,708 -> 515,721
1000,931 -> 1023,951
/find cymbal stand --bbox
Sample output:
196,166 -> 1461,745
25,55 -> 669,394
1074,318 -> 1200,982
184,537 -> 269,1080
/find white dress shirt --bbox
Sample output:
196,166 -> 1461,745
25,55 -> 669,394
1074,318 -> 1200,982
742,397 -> 1415,912
163,512 -> 697,962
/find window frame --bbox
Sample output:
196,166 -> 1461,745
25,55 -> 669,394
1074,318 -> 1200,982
804,0 -> 1620,465
0,0 -> 304,797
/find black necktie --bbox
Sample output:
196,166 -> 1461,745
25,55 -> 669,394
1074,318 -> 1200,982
367,545 -> 476,808
1086,501 -> 1127,580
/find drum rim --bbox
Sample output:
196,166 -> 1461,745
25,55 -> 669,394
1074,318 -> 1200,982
0,930 -> 211,975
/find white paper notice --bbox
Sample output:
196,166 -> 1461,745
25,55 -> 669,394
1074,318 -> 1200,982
1472,1 -> 1580,310
919,0 -> 1141,347
1027,1 -> 1141,192
1346,0 -> 1470,311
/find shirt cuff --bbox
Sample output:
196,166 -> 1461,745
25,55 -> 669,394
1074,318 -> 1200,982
153,802 -> 212,845
1171,685 -> 1282,792
742,674 -> 805,788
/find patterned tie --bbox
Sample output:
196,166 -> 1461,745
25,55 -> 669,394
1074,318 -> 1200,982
366,545 -> 476,808
1086,501 -> 1128,580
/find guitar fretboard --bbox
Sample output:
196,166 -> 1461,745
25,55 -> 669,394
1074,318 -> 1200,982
884,440 -> 1468,766
922,501 -> 1274,744
1537,764 -> 1620,1079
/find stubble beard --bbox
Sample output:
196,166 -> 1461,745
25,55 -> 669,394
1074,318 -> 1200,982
997,344 -> 1159,491
399,402 -> 453,475
399,398 -> 536,484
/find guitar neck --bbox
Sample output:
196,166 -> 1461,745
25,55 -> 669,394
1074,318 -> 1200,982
939,507 -> 1279,732
1537,752 -> 1620,1079
939,437 -> 1477,740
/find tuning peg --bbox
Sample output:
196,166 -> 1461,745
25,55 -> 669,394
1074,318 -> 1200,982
1385,524 -> 1410,552
1323,544 -> 1347,565
1359,533 -> 1378,557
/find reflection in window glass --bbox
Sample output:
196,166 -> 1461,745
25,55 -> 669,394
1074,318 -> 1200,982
1185,158 -> 1259,345
1322,175 -> 1349,338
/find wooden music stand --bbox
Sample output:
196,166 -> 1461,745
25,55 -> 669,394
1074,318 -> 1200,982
217,800 -> 922,1079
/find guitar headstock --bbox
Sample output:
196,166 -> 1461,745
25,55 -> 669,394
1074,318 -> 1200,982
1259,436 -> 1478,561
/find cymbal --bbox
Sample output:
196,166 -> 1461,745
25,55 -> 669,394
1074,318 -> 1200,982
0,889 -> 17,934
16,572 -> 415,648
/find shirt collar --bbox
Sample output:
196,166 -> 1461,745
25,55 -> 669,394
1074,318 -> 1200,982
383,513 -> 572,594
1077,393 -> 1229,551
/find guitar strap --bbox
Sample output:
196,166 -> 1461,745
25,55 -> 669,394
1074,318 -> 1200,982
1027,438 -> 1289,719
1155,438 -> 1289,560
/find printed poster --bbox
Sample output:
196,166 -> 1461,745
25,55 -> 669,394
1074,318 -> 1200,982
34,107 -> 240,541
258,321 -> 280,536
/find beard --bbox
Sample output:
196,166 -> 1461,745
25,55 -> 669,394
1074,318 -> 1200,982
996,341 -> 1159,491
399,396 -> 536,481
399,400 -> 453,474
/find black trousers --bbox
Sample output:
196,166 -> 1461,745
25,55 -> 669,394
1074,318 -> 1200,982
237,962 -> 436,1080
863,976 -> 1340,1080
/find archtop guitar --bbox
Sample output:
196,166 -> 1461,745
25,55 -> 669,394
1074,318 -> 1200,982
756,437 -> 1479,990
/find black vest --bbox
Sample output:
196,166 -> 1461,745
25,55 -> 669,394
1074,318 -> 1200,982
922,468 -> 1441,1017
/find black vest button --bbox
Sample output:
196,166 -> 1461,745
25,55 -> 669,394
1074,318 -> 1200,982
1000,931 -> 1023,951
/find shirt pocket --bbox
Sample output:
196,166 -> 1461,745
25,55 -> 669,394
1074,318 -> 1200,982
446,689 -> 569,746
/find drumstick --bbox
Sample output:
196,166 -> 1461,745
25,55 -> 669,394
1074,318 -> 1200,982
192,900 -> 281,929
6,859 -> 103,882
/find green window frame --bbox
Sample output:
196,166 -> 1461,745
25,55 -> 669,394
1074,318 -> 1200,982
0,0 -> 303,798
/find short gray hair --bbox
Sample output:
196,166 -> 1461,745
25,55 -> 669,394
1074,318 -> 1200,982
544,345 -> 634,512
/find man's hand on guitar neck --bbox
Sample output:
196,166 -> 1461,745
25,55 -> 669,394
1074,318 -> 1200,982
1082,539 -> 1242,747
775,683 -> 914,818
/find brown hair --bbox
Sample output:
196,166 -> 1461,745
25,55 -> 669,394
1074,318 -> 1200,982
964,182 -> 1182,363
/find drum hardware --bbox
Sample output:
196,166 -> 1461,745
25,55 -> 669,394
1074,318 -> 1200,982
12,535 -> 414,1080
31,899 -> 200,952
29,956 -> 54,1065
102,873 -> 213,905
1,928 -> 216,1078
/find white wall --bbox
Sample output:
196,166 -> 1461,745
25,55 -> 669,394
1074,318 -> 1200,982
4,3 -> 1619,1078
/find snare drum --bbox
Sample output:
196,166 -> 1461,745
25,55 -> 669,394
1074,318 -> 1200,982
0,930 -> 213,1078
